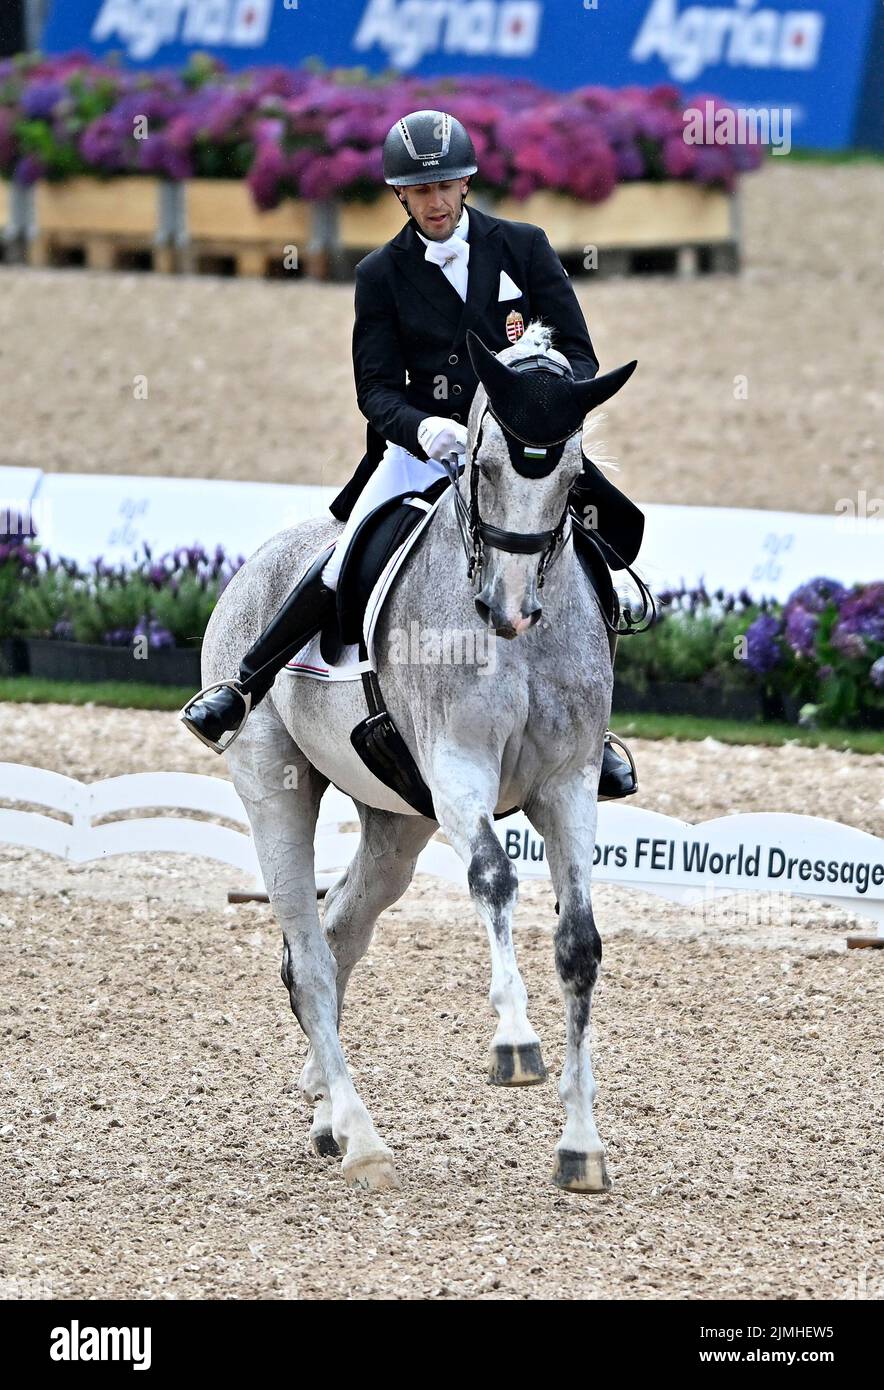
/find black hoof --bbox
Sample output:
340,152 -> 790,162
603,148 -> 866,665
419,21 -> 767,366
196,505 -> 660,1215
488,1041 -> 548,1087
552,1148 -> 612,1193
310,1129 -> 341,1158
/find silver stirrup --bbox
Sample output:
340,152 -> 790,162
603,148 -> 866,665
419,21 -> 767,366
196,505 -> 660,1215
602,729 -> 638,792
179,680 -> 252,755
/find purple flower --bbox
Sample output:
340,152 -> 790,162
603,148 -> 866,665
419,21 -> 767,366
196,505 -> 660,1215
784,605 -> 818,659
662,134 -> 697,178
247,137 -> 287,209
831,628 -> 868,660
53,620 -> 75,641
745,614 -> 783,675
134,617 -> 175,649
79,114 -> 124,172
870,656 -> 884,691
3,63 -> 766,211
835,583 -> 884,646
786,577 -> 847,613
103,627 -> 134,647
20,79 -> 64,120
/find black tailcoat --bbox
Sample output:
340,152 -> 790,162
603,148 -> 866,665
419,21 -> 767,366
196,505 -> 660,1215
330,204 -> 643,567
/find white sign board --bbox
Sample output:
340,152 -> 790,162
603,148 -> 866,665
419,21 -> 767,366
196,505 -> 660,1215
497,806 -> 884,930
637,502 -> 882,600
1,468 -> 880,598
21,471 -> 337,565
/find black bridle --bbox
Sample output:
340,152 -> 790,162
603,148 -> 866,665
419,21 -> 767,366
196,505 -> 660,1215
442,398 -> 578,591
442,389 -> 656,636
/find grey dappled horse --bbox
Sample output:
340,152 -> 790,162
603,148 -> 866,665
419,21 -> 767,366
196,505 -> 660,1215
201,323 -> 637,1192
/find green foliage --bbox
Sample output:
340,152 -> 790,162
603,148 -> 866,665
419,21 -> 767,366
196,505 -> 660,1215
0,678 -> 193,710
16,116 -> 87,179
151,573 -> 217,645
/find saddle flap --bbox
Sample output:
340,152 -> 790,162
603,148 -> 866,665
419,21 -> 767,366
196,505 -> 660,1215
334,477 -> 451,646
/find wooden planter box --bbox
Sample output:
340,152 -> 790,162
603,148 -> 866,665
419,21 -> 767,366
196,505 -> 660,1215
496,184 -> 733,247
339,182 -> 737,273
30,176 -> 173,271
181,180 -> 315,277
339,196 -> 407,250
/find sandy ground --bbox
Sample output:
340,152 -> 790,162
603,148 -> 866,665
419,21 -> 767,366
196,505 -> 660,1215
1,161 -> 882,1300
1,163 -> 882,515
1,706 -> 882,1301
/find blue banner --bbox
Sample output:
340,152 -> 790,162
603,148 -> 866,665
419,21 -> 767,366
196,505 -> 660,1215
40,0 -> 879,149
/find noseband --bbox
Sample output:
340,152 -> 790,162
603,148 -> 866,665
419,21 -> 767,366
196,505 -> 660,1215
443,357 -> 579,591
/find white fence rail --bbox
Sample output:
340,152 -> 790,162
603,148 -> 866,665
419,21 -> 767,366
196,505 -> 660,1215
0,763 -> 881,932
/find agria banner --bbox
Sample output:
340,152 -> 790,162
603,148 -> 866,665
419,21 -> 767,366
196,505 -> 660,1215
40,0 -> 881,149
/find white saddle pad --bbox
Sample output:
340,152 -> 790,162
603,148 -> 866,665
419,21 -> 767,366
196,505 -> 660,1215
285,492 -> 445,683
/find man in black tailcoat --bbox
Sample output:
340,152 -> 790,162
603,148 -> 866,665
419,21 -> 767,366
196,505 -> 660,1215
182,110 -> 642,798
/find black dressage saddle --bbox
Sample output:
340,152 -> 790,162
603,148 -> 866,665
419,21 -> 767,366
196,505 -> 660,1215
317,479 -> 619,820
321,475 -> 451,663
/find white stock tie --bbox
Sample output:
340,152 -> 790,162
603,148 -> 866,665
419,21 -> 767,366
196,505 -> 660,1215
423,235 -> 470,302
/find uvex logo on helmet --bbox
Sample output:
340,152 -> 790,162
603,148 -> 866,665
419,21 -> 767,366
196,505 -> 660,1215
383,111 -> 478,187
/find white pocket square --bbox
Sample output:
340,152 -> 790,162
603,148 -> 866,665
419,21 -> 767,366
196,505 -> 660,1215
498,271 -> 523,302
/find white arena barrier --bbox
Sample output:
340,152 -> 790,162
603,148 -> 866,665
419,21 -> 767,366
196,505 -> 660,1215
1,466 -> 880,599
1,763 -> 881,933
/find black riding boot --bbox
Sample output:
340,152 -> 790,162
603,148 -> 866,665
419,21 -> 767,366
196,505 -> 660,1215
180,551 -> 336,753
599,629 -> 638,799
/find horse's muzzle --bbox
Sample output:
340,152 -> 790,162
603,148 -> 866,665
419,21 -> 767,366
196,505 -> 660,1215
475,596 -> 541,638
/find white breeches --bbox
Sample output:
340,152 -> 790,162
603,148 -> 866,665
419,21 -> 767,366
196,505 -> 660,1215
322,442 -> 449,591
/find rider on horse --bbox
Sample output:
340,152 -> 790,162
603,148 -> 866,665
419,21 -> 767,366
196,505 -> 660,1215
181,110 -> 644,799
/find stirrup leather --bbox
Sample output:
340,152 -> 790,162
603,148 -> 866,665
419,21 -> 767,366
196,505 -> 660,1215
179,680 -> 252,755
603,729 -> 638,790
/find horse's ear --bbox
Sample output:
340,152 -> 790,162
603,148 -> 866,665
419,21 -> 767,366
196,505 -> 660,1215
467,330 -> 519,396
571,360 -> 638,415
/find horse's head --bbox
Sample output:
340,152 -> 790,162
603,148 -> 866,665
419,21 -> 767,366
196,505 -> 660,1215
464,323 -> 636,638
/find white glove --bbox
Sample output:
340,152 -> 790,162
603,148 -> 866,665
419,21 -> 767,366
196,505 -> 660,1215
417,416 -> 469,462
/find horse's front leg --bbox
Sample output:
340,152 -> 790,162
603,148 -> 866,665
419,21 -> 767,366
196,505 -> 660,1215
527,775 -> 610,1193
432,744 -> 546,1086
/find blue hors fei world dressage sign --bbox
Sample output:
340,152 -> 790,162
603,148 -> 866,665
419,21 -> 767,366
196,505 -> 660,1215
39,0 -> 881,149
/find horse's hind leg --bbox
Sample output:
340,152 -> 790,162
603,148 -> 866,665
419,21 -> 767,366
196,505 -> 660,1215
303,806 -> 437,1156
227,714 -> 397,1191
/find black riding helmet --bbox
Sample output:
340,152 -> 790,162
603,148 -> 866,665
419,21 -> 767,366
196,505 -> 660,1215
383,110 -> 478,187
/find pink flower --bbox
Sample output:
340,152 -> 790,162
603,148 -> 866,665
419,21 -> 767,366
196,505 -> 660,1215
662,134 -> 698,178
247,139 -> 287,210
